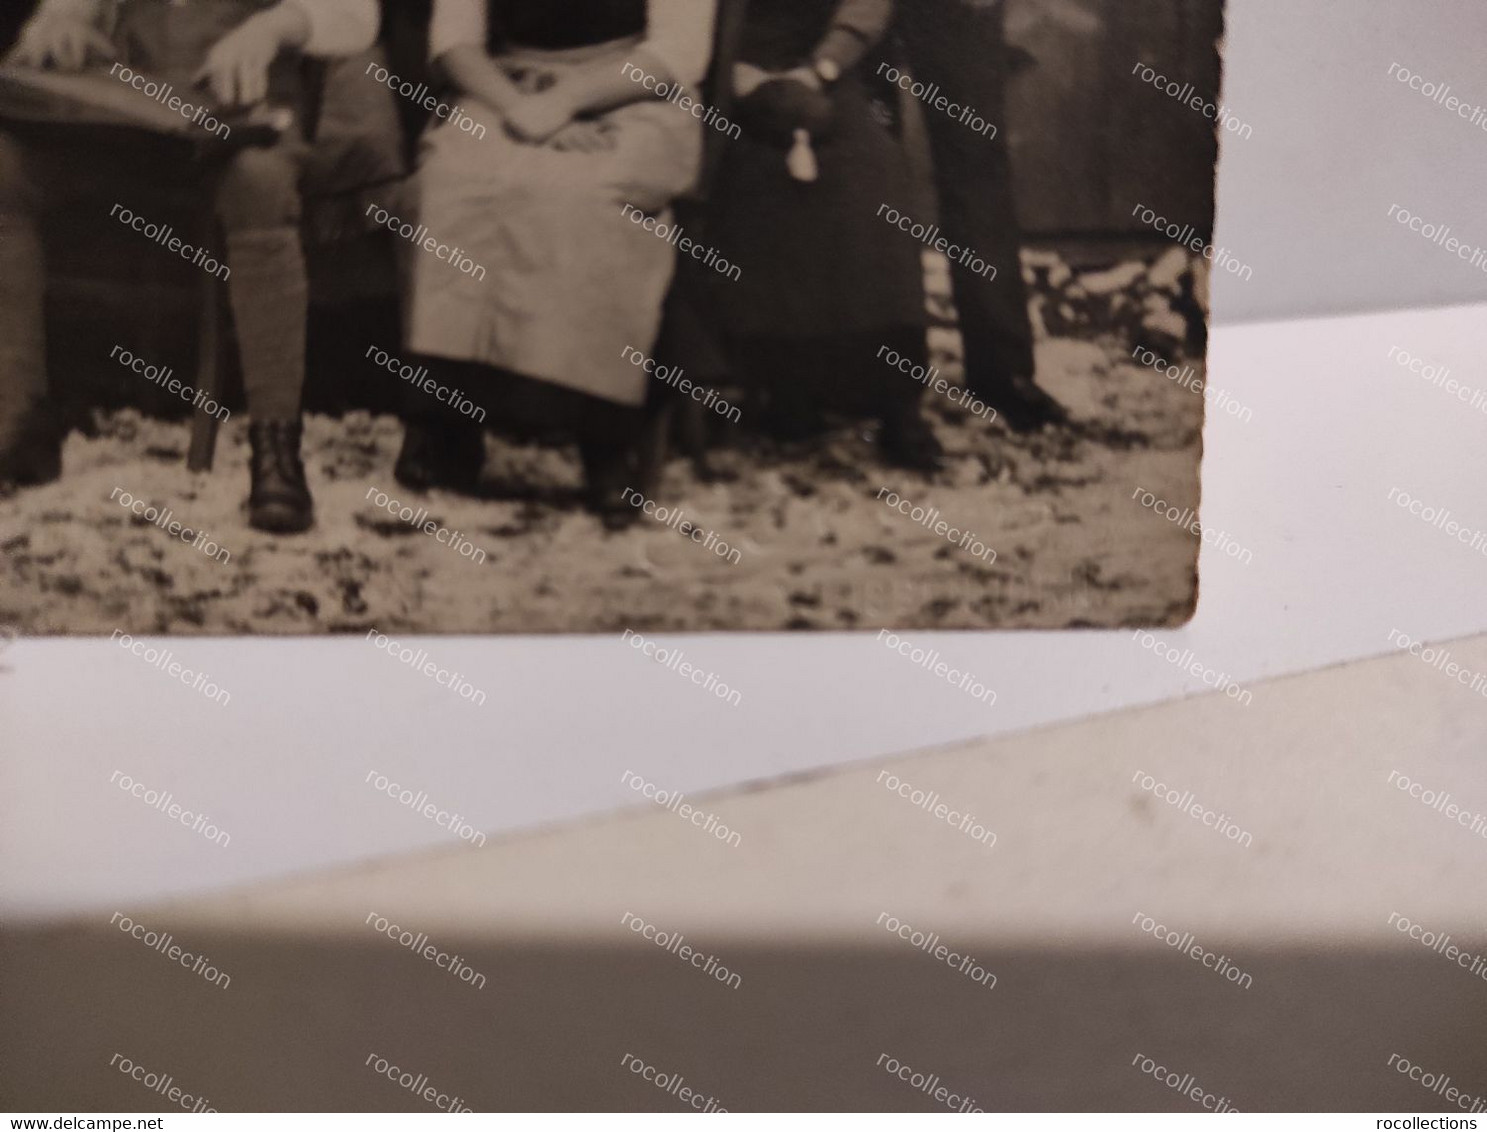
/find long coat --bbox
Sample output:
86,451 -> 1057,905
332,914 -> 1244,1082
705,0 -> 927,342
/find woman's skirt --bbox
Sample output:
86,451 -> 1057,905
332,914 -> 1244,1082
707,77 -> 928,341
404,46 -> 704,407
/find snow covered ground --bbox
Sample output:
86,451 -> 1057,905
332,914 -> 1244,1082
0,254 -> 1204,635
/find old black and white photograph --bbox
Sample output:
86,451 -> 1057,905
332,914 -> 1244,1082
9,0 -> 1487,1121
0,0 -> 1224,635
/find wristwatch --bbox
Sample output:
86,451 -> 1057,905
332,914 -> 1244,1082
812,57 -> 842,86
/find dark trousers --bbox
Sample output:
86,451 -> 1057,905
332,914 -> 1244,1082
0,130 -> 311,431
0,0 -> 310,437
897,0 -> 1035,392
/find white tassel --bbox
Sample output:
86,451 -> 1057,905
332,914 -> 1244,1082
788,128 -> 818,183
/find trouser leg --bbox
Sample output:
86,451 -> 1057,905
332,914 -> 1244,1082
0,130 -> 50,440
900,1 -> 1036,392
215,141 -> 309,423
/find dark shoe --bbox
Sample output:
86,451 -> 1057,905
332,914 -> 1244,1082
394,418 -> 484,493
976,375 -> 1071,433
879,411 -> 945,474
579,439 -> 639,530
758,395 -> 829,443
247,420 -> 313,534
0,401 -> 65,488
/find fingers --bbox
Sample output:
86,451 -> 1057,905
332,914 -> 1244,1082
55,28 -> 86,70
237,58 -> 267,106
191,60 -> 222,103
193,47 -> 271,107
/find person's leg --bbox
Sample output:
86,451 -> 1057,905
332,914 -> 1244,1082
215,140 -> 314,532
870,326 -> 944,474
898,1 -> 1067,430
0,129 -> 66,485
393,356 -> 486,493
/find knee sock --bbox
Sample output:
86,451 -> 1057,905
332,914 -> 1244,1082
226,228 -> 308,423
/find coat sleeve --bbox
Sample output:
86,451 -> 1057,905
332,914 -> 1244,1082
813,0 -> 894,73
642,0 -> 718,88
283,0 -> 381,57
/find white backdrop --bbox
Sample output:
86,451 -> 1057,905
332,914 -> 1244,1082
4,0 -> 1487,917
1213,0 -> 1487,323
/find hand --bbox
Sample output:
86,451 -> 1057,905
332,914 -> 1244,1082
193,15 -> 288,106
549,120 -> 616,153
502,91 -> 576,144
8,17 -> 115,71
732,61 -> 771,97
780,65 -> 824,91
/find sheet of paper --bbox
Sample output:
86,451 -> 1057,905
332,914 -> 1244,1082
4,300 -> 1484,919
